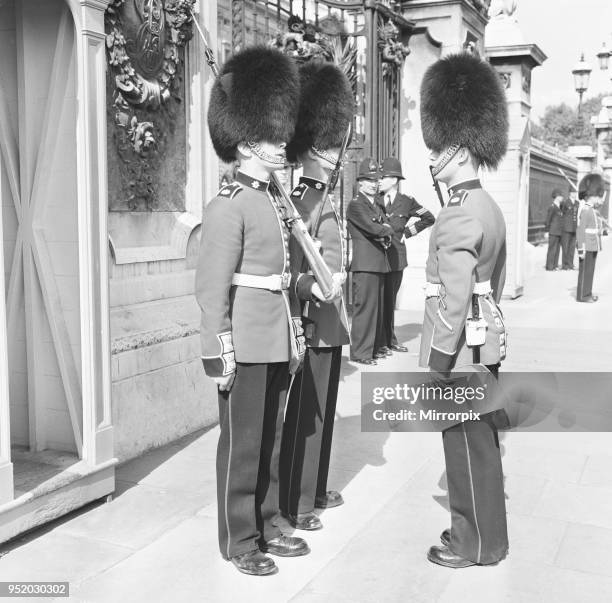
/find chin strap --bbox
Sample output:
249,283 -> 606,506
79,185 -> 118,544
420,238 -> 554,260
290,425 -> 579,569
311,146 -> 339,167
430,143 -> 461,177
247,141 -> 286,165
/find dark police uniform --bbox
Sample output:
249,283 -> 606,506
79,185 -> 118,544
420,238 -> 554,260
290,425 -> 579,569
347,192 -> 392,361
561,198 -> 579,269
419,179 -> 509,565
377,191 -> 434,348
280,176 -> 350,516
196,171 -> 305,560
576,200 -> 602,301
544,201 -> 564,270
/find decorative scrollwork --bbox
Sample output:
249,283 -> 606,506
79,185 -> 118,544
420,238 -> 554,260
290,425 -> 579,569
377,19 -> 410,78
105,0 -> 194,156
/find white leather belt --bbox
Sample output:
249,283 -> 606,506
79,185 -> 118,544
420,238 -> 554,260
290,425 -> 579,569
232,272 -> 290,291
585,228 -> 599,233
424,279 -> 491,298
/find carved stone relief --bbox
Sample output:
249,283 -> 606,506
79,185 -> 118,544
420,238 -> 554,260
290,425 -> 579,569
105,0 -> 194,211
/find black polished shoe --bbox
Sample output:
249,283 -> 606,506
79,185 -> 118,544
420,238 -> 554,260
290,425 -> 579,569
351,358 -> 377,365
427,545 -> 476,568
286,512 -> 322,531
231,550 -> 277,576
578,295 -> 598,303
440,528 -> 451,547
262,535 -> 310,557
314,490 -> 344,509
373,350 -> 387,359
389,344 -> 408,352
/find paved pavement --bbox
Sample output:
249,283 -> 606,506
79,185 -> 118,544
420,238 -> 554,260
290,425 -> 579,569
2,244 -> 612,602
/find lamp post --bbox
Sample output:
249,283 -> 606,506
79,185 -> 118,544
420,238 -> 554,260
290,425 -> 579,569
572,53 -> 592,114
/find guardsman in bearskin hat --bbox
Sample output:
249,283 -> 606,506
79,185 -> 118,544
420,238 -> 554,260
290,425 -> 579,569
347,159 -> 393,364
196,46 -> 308,576
576,172 -> 605,302
419,52 -> 510,568
278,60 -> 353,531
376,157 -> 435,354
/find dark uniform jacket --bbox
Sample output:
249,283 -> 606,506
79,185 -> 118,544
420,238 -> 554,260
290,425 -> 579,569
196,171 -> 304,377
544,202 -> 564,236
419,180 -> 507,372
376,191 -> 435,271
346,192 -> 392,273
290,177 -> 350,348
562,199 -> 579,233
577,202 -> 602,253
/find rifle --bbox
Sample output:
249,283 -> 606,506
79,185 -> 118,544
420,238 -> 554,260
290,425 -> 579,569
190,10 -> 335,300
430,165 -> 445,207
557,168 -> 578,192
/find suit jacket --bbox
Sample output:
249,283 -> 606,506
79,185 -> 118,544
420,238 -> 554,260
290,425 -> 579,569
377,191 -> 435,271
289,177 -> 350,348
346,192 -> 392,273
419,180 -> 507,372
195,171 -> 303,377
576,202 -> 602,252
545,202 -> 564,236
562,199 -> 579,233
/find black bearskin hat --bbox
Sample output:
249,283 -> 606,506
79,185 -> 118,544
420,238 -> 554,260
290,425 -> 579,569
420,52 -> 509,169
207,46 -> 300,163
578,173 -> 605,200
286,60 -> 354,164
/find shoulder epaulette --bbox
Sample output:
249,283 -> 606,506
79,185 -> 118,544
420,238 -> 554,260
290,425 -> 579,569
291,182 -> 308,200
217,182 -> 243,200
447,190 -> 468,208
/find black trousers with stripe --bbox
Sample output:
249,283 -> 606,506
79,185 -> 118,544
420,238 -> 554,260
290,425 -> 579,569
280,346 -> 342,515
350,271 -> 385,360
576,251 -> 597,301
442,364 -> 508,564
216,362 -> 289,559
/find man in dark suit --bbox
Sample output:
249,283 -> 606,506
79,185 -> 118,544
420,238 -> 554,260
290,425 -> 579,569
561,191 -> 579,270
377,157 -> 435,355
544,189 -> 564,270
346,158 -> 392,365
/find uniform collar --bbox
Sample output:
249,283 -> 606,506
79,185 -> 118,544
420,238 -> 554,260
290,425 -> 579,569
235,171 -> 269,192
447,179 -> 481,196
300,176 -> 326,191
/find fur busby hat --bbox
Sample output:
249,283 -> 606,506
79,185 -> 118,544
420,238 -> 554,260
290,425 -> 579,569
286,60 -> 354,163
420,52 -> 509,169
207,46 -> 300,163
578,173 -> 605,200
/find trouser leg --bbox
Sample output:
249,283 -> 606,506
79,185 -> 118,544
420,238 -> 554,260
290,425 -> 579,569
567,233 -> 576,268
577,256 -> 587,300
583,251 -> 597,298
442,415 -> 508,564
216,363 -> 269,559
388,270 -> 403,347
561,232 -> 571,268
256,362 -> 290,544
546,235 -> 560,269
350,272 -> 381,359
316,347 -> 342,499
280,348 -> 336,514
373,273 -> 386,352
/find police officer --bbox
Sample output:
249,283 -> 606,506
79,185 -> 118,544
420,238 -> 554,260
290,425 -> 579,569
561,191 -> 579,270
419,52 -> 510,568
545,189 -> 564,270
377,157 -> 435,354
279,60 -> 353,531
196,46 -> 308,576
347,159 -> 393,364
576,173 -> 604,303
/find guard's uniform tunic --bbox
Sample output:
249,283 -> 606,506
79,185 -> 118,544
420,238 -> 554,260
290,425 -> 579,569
196,171 -> 305,560
377,191 -> 434,348
576,201 -> 602,301
280,177 -> 350,515
418,178 -> 509,565
347,192 -> 391,360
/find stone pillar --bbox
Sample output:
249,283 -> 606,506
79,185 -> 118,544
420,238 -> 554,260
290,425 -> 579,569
590,97 -> 612,181
567,145 -> 597,186
485,5 -> 546,298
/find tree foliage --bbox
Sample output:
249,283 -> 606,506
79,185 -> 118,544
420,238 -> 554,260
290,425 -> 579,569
531,93 -> 609,150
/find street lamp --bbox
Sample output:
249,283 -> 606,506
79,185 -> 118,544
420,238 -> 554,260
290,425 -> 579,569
572,53 -> 592,112
597,42 -> 610,70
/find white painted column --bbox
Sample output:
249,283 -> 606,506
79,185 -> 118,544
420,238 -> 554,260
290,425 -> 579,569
69,0 -> 114,467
